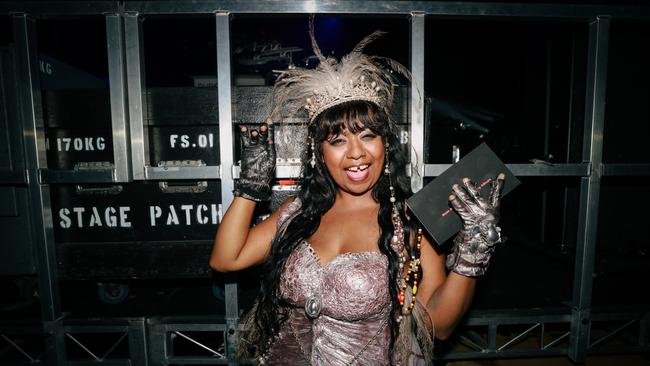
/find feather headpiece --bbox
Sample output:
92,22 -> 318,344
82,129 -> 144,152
272,16 -> 411,123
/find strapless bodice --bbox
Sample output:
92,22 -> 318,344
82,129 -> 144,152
261,198 -> 399,365
280,241 -> 390,321
264,241 -> 392,365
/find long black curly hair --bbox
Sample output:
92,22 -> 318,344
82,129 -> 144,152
251,100 -> 414,357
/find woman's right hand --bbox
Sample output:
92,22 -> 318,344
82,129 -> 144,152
233,118 -> 276,202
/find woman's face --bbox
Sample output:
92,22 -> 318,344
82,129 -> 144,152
321,126 -> 385,197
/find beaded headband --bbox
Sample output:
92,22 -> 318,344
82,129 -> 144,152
272,16 -> 411,123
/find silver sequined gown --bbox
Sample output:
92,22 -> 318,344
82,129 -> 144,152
262,199 -> 401,365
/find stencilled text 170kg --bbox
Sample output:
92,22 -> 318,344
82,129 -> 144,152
46,137 -> 106,152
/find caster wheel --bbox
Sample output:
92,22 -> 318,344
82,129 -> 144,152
97,283 -> 130,304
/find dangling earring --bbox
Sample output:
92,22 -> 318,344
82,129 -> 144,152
310,137 -> 317,168
384,143 -> 396,204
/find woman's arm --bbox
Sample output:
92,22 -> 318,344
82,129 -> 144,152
210,119 -> 280,272
417,235 -> 476,340
416,174 -> 505,339
209,197 -> 291,272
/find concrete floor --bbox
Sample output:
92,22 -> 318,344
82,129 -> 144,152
449,355 -> 650,366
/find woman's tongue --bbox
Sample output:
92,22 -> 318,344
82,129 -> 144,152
346,166 -> 369,181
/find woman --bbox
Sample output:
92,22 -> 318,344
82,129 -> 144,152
211,24 -> 504,365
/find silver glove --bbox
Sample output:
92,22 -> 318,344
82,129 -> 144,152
446,174 -> 505,277
233,120 -> 276,202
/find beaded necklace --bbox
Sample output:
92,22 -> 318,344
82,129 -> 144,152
384,142 -> 422,322
397,227 -> 422,321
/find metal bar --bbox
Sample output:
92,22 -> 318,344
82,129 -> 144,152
458,308 -> 643,327
146,324 -> 227,333
540,38 -> 553,244
127,319 -> 148,366
410,12 -> 425,192
106,13 -> 132,183
65,333 -> 101,361
569,16 -> 610,363
66,361 -> 132,366
424,163 -> 590,177
44,320 -> 66,365
543,331 -> 571,350
464,315 -> 572,326
464,316 -> 572,327
498,323 -> 541,351
0,172 -> 27,184
145,321 -> 167,366
590,319 -> 636,348
145,166 -> 220,180
12,15 -> 66,366
101,332 -> 128,360
595,319 -> 641,345
63,325 -> 130,333
173,331 -> 224,357
439,348 -> 567,360
215,12 -> 234,222
561,32 -> 578,250
0,1 -> 646,17
2,362 -> 46,366
590,311 -> 650,321
0,334 -> 36,362
119,1 -> 650,19
146,315 -> 226,326
457,334 -> 485,351
0,47 -> 27,184
0,326 -> 45,334
39,169 -> 115,183
487,323 -> 497,352
601,163 -> 650,176
215,12 -> 238,366
1,2 -> 119,15
167,325 -> 176,363
124,12 -> 147,181
166,356 -> 229,364
591,310 -> 648,322
588,345 -> 650,354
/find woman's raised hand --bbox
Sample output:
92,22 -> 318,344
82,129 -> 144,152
233,118 -> 276,202
445,173 -> 505,277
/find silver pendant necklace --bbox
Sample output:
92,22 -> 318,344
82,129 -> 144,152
305,241 -> 323,319
305,295 -> 321,318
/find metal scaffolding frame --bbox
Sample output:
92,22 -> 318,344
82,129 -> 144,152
2,1 -> 650,365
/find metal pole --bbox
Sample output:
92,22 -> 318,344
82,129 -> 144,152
410,12 -> 425,193
12,13 -> 65,365
215,12 -> 238,365
124,12 -> 148,181
106,13 -> 133,183
569,16 -> 609,363
540,39 -> 552,244
128,319 -> 149,366
146,320 -> 167,366
216,12 -> 235,212
561,33 -> 578,250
